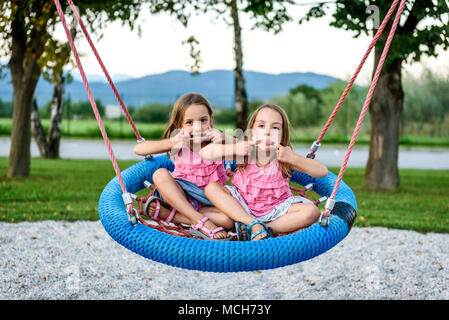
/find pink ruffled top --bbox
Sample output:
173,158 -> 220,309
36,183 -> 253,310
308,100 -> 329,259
171,147 -> 229,189
231,160 -> 292,217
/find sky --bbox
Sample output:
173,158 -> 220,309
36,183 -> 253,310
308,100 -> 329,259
30,3 -> 449,85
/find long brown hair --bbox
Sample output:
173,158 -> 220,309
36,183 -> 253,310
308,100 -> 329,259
163,93 -> 214,139
239,104 -> 293,178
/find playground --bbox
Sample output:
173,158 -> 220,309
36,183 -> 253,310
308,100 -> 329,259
1,0 -> 448,301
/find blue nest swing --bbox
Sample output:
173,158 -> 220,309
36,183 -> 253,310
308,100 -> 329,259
98,155 -> 357,272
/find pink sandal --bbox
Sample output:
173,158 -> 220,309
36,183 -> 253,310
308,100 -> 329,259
189,217 -> 232,241
144,196 -> 177,224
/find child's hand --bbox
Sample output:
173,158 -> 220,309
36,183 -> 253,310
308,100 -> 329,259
204,128 -> 224,144
235,140 -> 254,157
171,129 -> 190,150
277,145 -> 294,164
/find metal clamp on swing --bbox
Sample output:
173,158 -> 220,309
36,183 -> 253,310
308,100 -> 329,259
122,192 -> 137,206
319,198 -> 335,227
122,192 -> 139,226
306,141 -> 321,159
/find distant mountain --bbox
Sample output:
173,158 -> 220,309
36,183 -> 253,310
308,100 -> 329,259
0,69 -> 338,108
70,73 -> 135,83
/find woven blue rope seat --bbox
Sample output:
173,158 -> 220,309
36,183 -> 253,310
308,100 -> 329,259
98,155 -> 357,272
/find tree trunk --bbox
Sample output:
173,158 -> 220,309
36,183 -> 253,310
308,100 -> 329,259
31,98 -> 50,158
30,75 -> 65,159
230,0 -> 248,130
365,48 -> 404,190
47,75 -> 65,158
7,55 -> 42,178
7,5 -> 46,178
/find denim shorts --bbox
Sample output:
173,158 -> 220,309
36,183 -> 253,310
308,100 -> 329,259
225,185 -> 314,223
152,178 -> 213,209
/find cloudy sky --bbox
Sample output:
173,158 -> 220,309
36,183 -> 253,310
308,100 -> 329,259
52,3 -> 448,85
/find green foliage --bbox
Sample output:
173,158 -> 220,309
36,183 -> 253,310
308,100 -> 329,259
0,99 -> 13,118
403,69 -> 449,136
149,0 -> 293,31
269,80 -> 368,131
131,103 -> 172,123
319,81 -> 368,135
38,99 -> 104,119
289,84 -> 323,104
300,0 -> 449,67
214,107 -> 236,125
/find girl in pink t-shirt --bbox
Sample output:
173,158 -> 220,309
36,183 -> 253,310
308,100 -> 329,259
201,104 -> 328,240
134,93 -> 233,240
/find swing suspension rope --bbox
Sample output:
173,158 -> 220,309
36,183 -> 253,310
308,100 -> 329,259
306,0 -> 401,159
54,0 -> 406,229
65,0 -> 143,142
319,0 -> 406,225
54,0 -> 135,220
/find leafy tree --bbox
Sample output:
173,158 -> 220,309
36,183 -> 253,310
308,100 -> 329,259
301,0 -> 449,190
213,107 -> 236,125
319,80 -> 368,138
403,68 -> 449,136
132,103 -> 172,123
271,91 -> 321,127
289,83 -> 323,105
148,0 -> 293,130
0,0 -> 147,177
0,99 -> 13,117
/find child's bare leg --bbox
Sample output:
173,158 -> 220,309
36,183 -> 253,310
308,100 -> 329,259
152,168 -> 229,239
204,182 -> 267,240
147,202 -> 190,224
147,203 -> 234,229
266,203 -> 320,234
198,206 -> 235,230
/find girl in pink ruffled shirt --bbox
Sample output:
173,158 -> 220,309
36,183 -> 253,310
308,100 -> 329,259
201,104 -> 328,240
134,93 -> 234,240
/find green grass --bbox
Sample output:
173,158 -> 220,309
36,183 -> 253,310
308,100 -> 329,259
1,157 -> 448,233
2,117 -> 449,147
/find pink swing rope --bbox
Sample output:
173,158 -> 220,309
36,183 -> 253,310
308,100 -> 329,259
54,0 -> 134,214
321,0 -> 407,222
307,0 -> 401,159
65,0 -> 143,142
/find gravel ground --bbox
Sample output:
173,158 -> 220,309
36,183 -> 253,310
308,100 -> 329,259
0,221 -> 448,300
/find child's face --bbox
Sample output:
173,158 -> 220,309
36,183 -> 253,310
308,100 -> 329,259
251,107 -> 283,147
181,104 -> 213,137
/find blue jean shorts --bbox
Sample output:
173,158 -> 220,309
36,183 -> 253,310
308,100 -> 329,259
152,178 -> 213,209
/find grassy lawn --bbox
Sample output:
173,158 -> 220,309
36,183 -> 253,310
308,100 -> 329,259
1,157 -> 448,233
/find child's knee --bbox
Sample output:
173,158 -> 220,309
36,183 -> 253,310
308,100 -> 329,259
152,168 -> 170,183
292,203 -> 319,219
204,182 -> 223,196
303,203 -> 320,220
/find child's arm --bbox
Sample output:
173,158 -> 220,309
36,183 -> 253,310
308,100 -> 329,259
277,145 -> 328,178
200,140 -> 251,161
134,139 -> 176,156
134,130 -> 189,156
